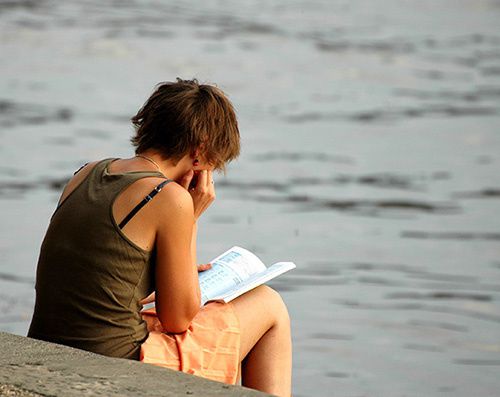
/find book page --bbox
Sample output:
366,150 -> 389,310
209,261 -> 296,303
199,246 -> 267,305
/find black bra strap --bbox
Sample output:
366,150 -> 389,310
74,162 -> 89,175
118,179 -> 173,229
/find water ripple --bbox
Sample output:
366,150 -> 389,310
452,188 -> 500,199
334,300 -> 500,323
386,291 -> 492,302
284,105 -> 500,124
253,195 -> 460,216
0,273 -> 34,285
401,231 -> 500,241
454,359 -> 500,366
0,100 -> 73,127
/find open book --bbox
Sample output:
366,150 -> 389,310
199,246 -> 296,306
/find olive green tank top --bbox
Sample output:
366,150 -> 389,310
28,158 -> 168,359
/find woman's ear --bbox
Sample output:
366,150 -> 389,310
191,148 -> 200,168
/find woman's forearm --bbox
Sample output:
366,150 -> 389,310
191,221 -> 197,265
141,221 -> 200,308
191,221 -> 201,303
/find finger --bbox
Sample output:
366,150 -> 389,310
179,170 -> 194,190
197,263 -> 212,272
197,170 -> 208,189
139,291 -> 156,305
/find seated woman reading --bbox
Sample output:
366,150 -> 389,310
28,79 -> 292,396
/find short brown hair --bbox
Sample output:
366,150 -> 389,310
131,78 -> 240,171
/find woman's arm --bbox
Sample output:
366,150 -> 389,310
153,185 -> 201,333
140,261 -> 211,306
191,221 -> 198,265
147,170 -> 215,332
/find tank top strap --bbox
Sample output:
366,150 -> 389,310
94,158 -> 173,226
100,158 -> 167,180
67,158 -> 170,217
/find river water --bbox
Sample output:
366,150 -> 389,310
1,1 -> 500,396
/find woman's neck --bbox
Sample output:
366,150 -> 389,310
134,150 -> 192,181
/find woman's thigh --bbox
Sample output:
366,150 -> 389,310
230,285 -> 290,361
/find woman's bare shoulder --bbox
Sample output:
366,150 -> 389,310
153,181 -> 194,219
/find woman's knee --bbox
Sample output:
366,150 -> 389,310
231,285 -> 290,328
231,286 -> 290,361
252,285 -> 290,327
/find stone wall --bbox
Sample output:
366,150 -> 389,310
0,332 -> 268,397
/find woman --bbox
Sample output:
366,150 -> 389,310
28,79 -> 292,396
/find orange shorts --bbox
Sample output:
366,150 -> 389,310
140,302 -> 241,384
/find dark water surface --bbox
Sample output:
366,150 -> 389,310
1,1 -> 500,396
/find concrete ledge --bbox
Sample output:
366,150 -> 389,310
0,332 -> 269,397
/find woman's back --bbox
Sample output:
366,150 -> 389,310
28,158 -> 166,359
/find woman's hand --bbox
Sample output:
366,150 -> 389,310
140,292 -> 155,306
178,169 -> 216,220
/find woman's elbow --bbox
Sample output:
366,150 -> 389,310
162,319 -> 191,334
158,305 -> 200,334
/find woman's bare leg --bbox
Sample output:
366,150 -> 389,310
230,285 -> 292,397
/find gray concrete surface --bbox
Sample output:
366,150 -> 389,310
0,332 -> 269,397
